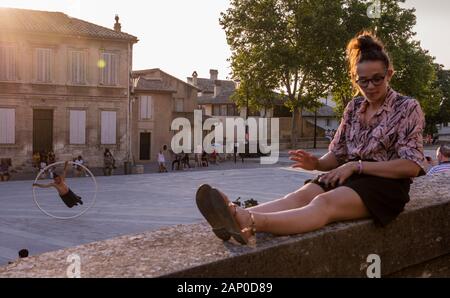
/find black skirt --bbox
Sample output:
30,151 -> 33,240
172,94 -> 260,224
305,174 -> 411,226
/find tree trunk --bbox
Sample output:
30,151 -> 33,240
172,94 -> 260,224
290,108 -> 298,148
313,107 -> 317,149
299,107 -> 304,138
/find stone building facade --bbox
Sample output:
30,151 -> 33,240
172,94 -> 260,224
0,8 -> 138,168
131,68 -> 199,162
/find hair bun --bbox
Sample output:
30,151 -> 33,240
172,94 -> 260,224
357,35 -> 383,52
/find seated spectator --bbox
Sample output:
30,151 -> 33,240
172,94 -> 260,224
32,152 -> 40,170
103,152 -> 114,176
427,145 -> 450,175
104,148 -> 116,169
210,149 -> 218,165
0,158 -> 11,182
74,155 -> 88,177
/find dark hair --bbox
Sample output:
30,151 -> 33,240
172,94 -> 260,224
439,145 -> 450,158
346,31 -> 392,87
53,173 -> 60,179
18,249 -> 29,258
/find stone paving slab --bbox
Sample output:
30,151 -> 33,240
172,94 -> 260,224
0,166 -> 315,265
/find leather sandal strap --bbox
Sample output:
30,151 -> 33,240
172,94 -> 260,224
242,212 -> 256,235
228,202 -> 237,217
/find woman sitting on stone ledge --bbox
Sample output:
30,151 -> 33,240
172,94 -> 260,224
196,32 -> 426,245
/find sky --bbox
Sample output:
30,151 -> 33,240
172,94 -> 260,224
0,0 -> 448,82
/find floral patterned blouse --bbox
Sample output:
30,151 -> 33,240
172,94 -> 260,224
329,88 -> 426,175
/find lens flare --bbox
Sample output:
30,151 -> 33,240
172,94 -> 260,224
97,59 -> 106,69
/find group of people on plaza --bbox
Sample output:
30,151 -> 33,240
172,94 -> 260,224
157,143 -> 245,173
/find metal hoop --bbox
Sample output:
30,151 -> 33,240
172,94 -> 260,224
32,161 -> 97,220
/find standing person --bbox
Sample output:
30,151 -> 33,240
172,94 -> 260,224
158,150 -> 168,173
195,145 -> 203,168
427,145 -> 450,175
233,143 -> 244,164
182,152 -> 191,169
201,151 -> 209,167
47,150 -> 56,178
103,152 -> 114,176
39,152 -> 48,179
171,152 -> 181,171
195,32 -> 426,245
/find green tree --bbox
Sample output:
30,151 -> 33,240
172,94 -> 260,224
222,0 -> 443,143
221,0 -> 345,146
333,0 -> 442,128
425,65 -> 450,134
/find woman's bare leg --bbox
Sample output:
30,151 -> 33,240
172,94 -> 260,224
246,183 -> 324,213
234,186 -> 371,236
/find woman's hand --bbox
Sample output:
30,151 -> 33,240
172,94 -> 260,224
319,161 -> 358,188
289,150 -> 320,171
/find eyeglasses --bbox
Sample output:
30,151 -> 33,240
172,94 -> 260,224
356,72 -> 387,88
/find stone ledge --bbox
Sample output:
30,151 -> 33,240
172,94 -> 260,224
0,174 -> 449,278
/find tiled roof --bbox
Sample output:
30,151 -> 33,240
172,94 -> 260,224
134,68 -> 200,91
0,7 -> 137,41
197,90 -> 236,105
135,78 -> 176,93
188,77 -> 236,93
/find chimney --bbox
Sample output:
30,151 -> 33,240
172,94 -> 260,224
210,69 -> 218,81
192,71 -> 198,86
114,15 -> 122,32
214,80 -> 222,97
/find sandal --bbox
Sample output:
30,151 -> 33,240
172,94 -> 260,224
196,184 -> 256,245
196,184 -> 231,241
209,187 -> 254,245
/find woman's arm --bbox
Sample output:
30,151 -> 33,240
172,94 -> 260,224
289,150 -> 340,171
319,159 -> 421,188
316,152 -> 340,171
356,159 -> 421,179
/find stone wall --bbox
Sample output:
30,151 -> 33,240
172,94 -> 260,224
0,174 -> 448,278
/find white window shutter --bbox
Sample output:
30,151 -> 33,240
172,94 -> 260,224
140,96 -> 152,119
101,111 -> 116,144
36,48 -> 51,82
0,46 -> 16,81
140,96 -> 147,119
148,96 -> 153,119
0,108 -> 15,144
70,110 -> 86,144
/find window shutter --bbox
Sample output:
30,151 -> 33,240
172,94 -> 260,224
101,111 -> 116,144
0,108 -> 15,144
70,110 -> 86,144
